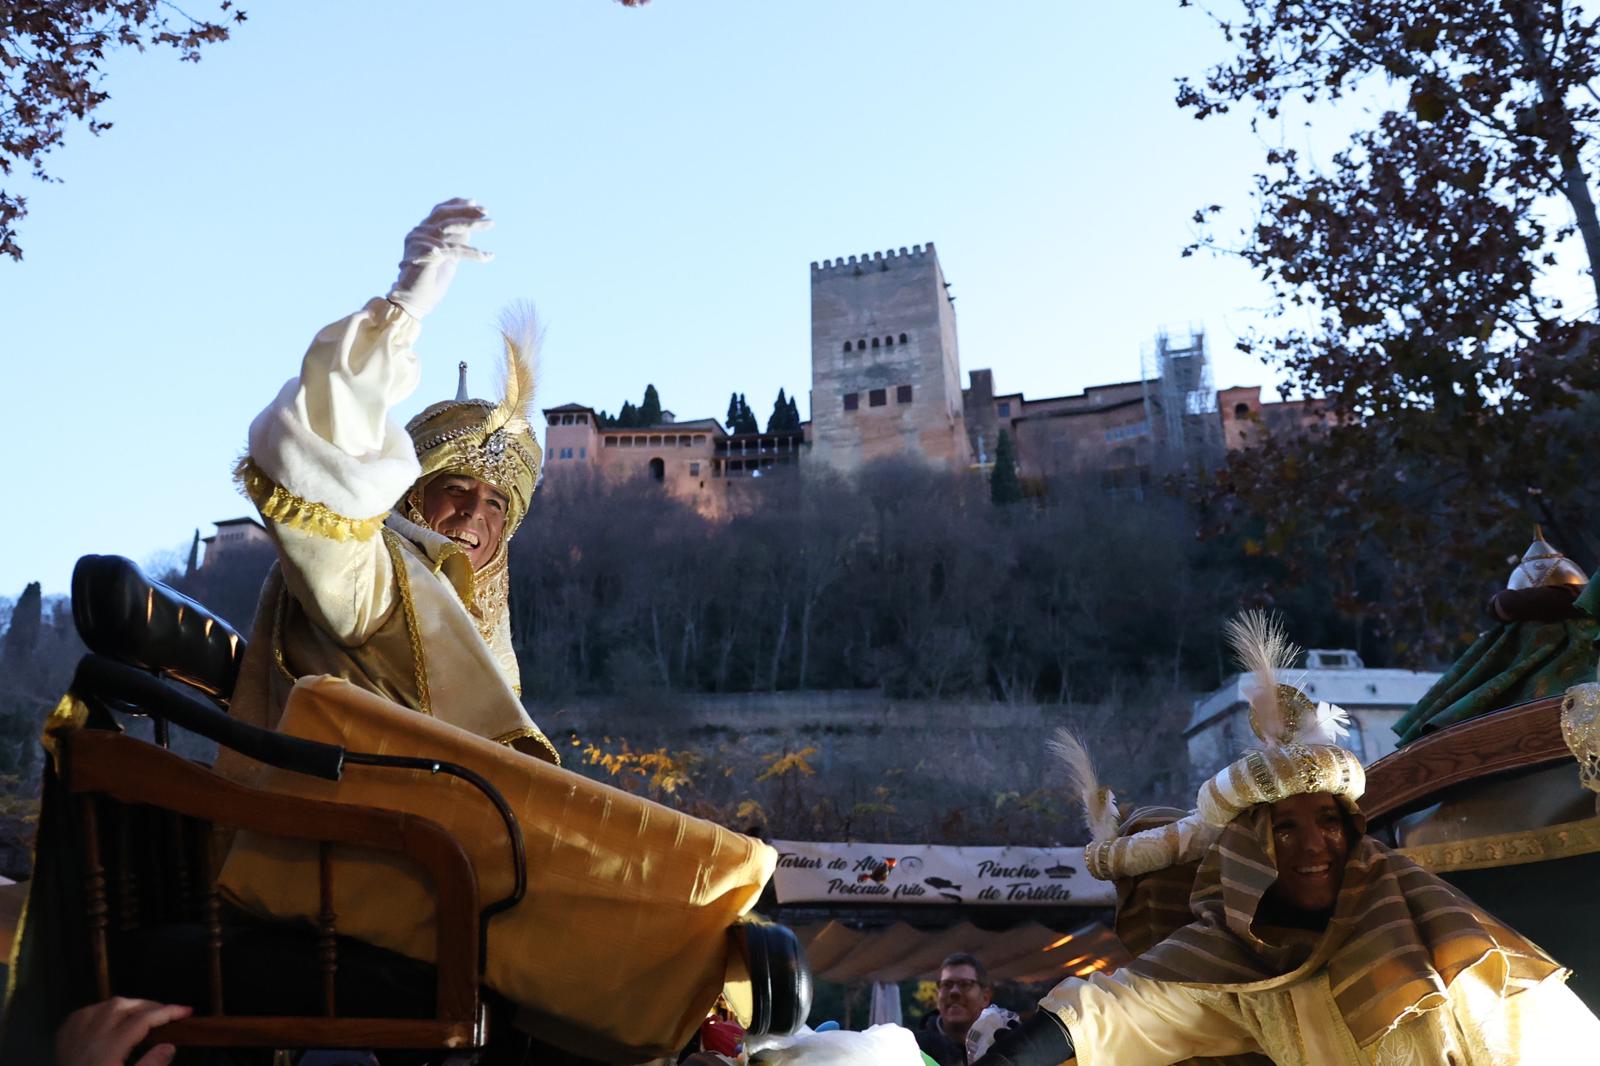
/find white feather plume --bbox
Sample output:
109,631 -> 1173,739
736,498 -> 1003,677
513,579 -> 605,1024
1224,610 -> 1303,747
1310,700 -> 1352,744
491,301 -> 540,437
1048,728 -> 1120,842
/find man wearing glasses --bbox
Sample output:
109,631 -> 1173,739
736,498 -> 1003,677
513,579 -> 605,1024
917,953 -> 995,1065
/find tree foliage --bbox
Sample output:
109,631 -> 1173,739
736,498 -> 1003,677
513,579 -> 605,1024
0,1 -> 245,260
990,429 -> 1023,506
1183,0 -> 1600,659
638,383 -> 662,426
600,385 -> 666,429
507,462 -> 1365,704
765,388 -> 802,433
724,391 -> 758,435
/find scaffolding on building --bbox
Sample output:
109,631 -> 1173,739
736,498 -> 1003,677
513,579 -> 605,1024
1140,330 -> 1222,472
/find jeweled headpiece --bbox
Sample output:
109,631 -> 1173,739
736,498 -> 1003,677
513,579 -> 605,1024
1058,611 -> 1363,882
1507,526 -> 1589,591
403,307 -> 542,537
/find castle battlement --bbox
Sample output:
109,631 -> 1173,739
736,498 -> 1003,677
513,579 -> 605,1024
810,243 -> 936,274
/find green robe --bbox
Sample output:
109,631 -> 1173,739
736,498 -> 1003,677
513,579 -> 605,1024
1393,580 -> 1599,745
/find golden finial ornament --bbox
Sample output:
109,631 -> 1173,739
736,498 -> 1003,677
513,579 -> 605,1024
1507,526 -> 1589,591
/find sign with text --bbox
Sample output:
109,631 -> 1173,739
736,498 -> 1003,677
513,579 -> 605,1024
769,840 -> 1114,907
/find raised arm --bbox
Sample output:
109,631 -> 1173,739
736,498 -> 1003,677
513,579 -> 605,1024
237,199 -> 492,644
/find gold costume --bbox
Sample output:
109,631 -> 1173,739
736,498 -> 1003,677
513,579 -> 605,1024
1035,613 -> 1600,1065
220,677 -> 774,1060
215,297 -> 558,781
215,256 -> 776,1057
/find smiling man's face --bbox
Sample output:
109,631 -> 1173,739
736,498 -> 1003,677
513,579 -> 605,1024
421,474 -> 508,571
1266,792 -> 1352,915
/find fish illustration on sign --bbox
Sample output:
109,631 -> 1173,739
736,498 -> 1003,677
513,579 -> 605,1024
924,876 -> 962,891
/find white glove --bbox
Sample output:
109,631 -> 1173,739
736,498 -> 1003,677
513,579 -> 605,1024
386,198 -> 493,320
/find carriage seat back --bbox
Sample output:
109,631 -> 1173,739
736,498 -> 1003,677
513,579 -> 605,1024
71,554 -> 247,702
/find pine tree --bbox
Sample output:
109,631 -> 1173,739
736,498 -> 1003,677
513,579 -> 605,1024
596,409 -> 614,428
990,430 -> 1023,506
618,401 -> 638,428
639,384 -> 663,426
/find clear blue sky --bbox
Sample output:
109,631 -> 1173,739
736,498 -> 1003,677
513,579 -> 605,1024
1,1 -> 1291,598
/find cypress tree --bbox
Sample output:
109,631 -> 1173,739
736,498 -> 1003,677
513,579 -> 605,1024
639,384 -> 663,426
618,400 -> 638,428
766,388 -> 790,433
726,392 -> 741,430
787,396 -> 801,428
990,430 -> 1023,506
1,582 -> 42,666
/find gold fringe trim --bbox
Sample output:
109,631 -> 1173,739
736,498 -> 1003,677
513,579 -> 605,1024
234,457 -> 387,542
1398,812 -> 1600,874
493,724 -> 561,766
383,530 -> 433,717
41,692 -> 89,767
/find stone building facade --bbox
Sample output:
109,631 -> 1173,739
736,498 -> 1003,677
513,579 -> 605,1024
807,244 -> 970,473
541,243 -> 1310,513
540,402 -> 802,516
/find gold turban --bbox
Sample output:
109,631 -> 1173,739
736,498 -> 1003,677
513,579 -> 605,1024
401,315 -> 542,658
404,320 -> 542,537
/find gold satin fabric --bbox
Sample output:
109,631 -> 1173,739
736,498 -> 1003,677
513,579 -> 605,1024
217,676 -> 776,1061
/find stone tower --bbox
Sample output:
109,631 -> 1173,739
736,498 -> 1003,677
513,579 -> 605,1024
808,243 -> 971,472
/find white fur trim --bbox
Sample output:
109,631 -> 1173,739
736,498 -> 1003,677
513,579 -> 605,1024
246,299 -> 424,518
249,378 -> 421,519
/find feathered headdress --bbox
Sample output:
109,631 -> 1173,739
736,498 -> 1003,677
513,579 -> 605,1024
1048,729 -> 1121,843
404,303 -> 544,536
1225,610 -> 1351,749
1071,611 -> 1368,884
1195,610 -> 1363,828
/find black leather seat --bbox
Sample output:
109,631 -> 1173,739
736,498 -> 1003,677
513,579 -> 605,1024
72,554 -> 247,701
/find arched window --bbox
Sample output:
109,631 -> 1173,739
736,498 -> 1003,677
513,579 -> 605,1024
843,340 -> 852,352
871,337 -> 880,348
898,332 -> 908,344
649,457 -> 665,482
885,335 -> 894,347
858,338 -> 867,350
1234,403 -> 1250,418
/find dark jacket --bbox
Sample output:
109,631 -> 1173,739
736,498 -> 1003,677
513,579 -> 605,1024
915,1011 -> 967,1066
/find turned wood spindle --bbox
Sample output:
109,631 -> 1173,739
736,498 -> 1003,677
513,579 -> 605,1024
169,811 -> 194,920
198,829 -> 224,1015
81,796 -> 111,1000
318,842 -> 339,1016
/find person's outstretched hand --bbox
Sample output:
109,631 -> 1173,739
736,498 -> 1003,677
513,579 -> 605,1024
387,197 -> 494,320
55,998 -> 193,1066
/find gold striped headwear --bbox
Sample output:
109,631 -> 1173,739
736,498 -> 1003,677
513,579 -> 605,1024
1059,611 -> 1363,883
1194,611 -> 1364,827
403,306 -> 543,538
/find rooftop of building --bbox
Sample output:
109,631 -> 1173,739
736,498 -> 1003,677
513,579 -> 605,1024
1185,651 -> 1442,736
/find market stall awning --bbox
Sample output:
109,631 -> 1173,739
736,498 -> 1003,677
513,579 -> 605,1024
791,919 -> 1130,985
